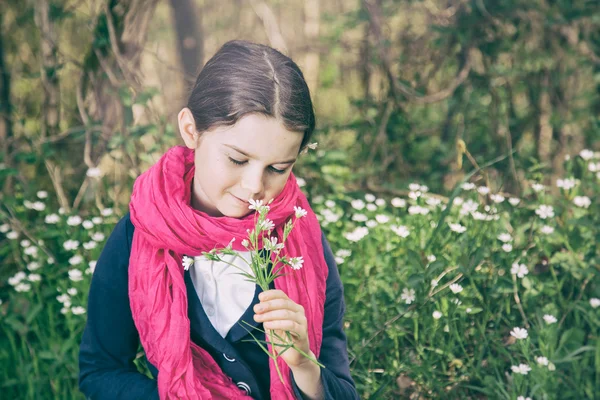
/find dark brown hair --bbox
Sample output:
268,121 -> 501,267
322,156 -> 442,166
187,40 -> 315,151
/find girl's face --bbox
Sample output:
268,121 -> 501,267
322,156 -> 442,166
179,110 -> 303,218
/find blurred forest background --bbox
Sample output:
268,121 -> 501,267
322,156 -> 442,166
2,0 -> 600,399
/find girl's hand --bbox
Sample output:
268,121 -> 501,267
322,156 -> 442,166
253,289 -> 313,369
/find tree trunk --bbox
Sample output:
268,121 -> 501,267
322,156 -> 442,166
168,0 -> 204,84
0,10 -> 14,193
537,71 -> 552,167
303,0 -> 320,95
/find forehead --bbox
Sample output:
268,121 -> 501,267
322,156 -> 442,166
207,114 -> 303,162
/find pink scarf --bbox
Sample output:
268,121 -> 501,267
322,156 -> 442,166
128,146 -> 328,399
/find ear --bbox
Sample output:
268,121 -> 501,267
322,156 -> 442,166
178,107 -> 200,149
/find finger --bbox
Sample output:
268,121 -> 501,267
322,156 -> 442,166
254,298 -> 303,314
254,309 -> 303,323
263,320 -> 304,338
258,289 -> 287,302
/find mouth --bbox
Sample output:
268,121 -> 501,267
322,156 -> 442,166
231,194 -> 249,206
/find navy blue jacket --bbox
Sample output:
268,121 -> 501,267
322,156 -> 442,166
78,213 -> 359,399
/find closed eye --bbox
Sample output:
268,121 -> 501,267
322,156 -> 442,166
228,158 -> 287,174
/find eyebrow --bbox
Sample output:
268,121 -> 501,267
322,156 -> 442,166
223,144 -> 297,164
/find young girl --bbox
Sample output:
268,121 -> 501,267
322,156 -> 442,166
78,40 -> 359,400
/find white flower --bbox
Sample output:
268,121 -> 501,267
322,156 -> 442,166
536,356 -> 549,366
449,223 -> 466,233
466,308 -> 472,313
477,186 -> 490,195
101,208 -> 113,217
431,279 -> 439,288
89,260 -> 97,273
58,207 -> 65,215
24,246 -> 38,256
352,213 -> 368,222
264,237 -> 284,254
83,241 -> 97,250
92,217 -> 103,224
535,205 -> 555,219
6,231 -> 18,239
490,194 -> 505,203
31,201 -> 45,211
71,306 -> 86,315
82,220 -> 94,229
408,191 -> 421,200
67,288 -> 78,296
47,257 -> 55,264
45,214 -> 59,224
425,197 -> 441,207
391,197 -> 406,208
24,200 -> 33,209
294,206 -> 307,218
0,223 -> 9,233
351,199 -> 365,210
408,183 -> 421,192
497,233 -> 512,243
364,193 -> 376,202
391,225 -> 410,238
460,199 -> 478,215
510,327 -> 528,340
579,149 -> 594,160
258,218 -> 274,232
427,255 -> 436,263
335,256 -> 344,264
306,142 -> 318,150
511,263 -> 528,278
8,271 -> 26,286
27,262 -> 40,271
325,200 -> 336,208
15,282 -> 32,292
289,256 -> 304,270
548,362 -> 556,371
296,177 -> 306,187
241,239 -> 249,248
56,294 -> 70,303
517,396 -> 532,400
68,269 -> 83,282
182,256 -> 194,271
20,239 -> 31,247
588,162 -> 600,172
508,197 -> 521,206
37,191 -> 48,199
67,216 -> 82,226
531,183 -> 545,192
540,225 -> 555,234
63,239 -> 79,251
408,205 -> 429,215
366,203 -> 377,211
375,198 -> 386,207
344,227 -> 369,242
60,307 -> 68,314
432,311 -> 442,320
590,298 -> 600,308
91,232 -> 105,242
461,182 -> 475,190
573,196 -> 591,208
543,314 -> 557,324
401,288 -> 416,304
28,274 -> 41,282
502,243 -> 513,252
365,220 -> 378,228
511,364 -> 531,375
69,255 -> 83,265
86,167 -> 103,178
449,283 -> 463,294
336,249 -> 352,258
375,214 -> 390,224
556,177 -> 577,190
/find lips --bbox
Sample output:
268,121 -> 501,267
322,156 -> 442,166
231,194 -> 249,205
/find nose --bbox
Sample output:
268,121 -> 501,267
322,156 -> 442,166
240,167 -> 265,197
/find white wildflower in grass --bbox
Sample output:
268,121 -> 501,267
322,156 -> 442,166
288,256 -> 304,270
92,217 -> 103,224
425,197 -> 441,207
67,288 -> 78,296
24,200 -> 33,209
312,195 -> 324,204
408,191 -> 421,200
37,191 -> 48,199
511,364 -> 532,375
32,201 -> 46,211
0,223 -> 9,233
47,257 -> 55,264
573,196 -> 591,208
452,298 -> 462,305
535,205 -> 555,219
89,260 -> 97,273
321,209 -> 340,223
296,177 -> 306,187
86,167 -> 103,178
540,225 -> 555,234
497,233 -> 512,243
588,162 -> 600,172
351,199 -> 365,210
548,362 -> 556,371
293,206 -> 307,218
336,249 -> 352,258
408,183 -> 421,191
375,214 -> 390,224
543,314 -> 557,324
449,283 -> 463,294
263,237 -> 285,254
352,213 -> 368,222
82,220 -> 94,229
590,298 -> 600,308
68,269 -> 83,282
419,185 -> 428,192
58,207 -> 65,215
67,216 -> 82,226
248,199 -> 264,211
366,220 -> 378,228
182,255 -> 194,271
69,255 -> 83,265
364,193 -> 376,202
453,197 -> 464,206
91,232 -> 105,242
344,227 -> 369,242
27,262 -> 40,271
427,255 -> 436,263
8,271 -> 26,286
432,311 -> 442,319
391,225 -> 410,238
366,203 -> 377,211
15,282 -> 32,292
449,223 -> 466,233
461,182 -> 475,190
375,198 -> 385,207
531,183 -> 545,192
45,214 -> 59,224
556,177 -> 577,190
536,356 -> 549,366
101,208 -> 113,217
60,307 -> 69,315
517,396 -> 532,400
401,288 -> 416,304
63,240 -> 80,251
6,231 -> 19,239
408,205 -> 429,215
477,186 -> 490,195
460,199 -> 478,215
24,246 -> 38,256
431,279 -> 439,288
325,200 -> 336,208
72,306 -> 86,315
83,241 -> 97,250
20,239 -> 31,247
510,327 -> 528,340
508,197 -> 521,206
28,274 -> 41,282
511,263 -> 529,278
391,197 -> 406,208
335,257 -> 344,264
490,194 -> 505,203
579,149 -> 594,160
